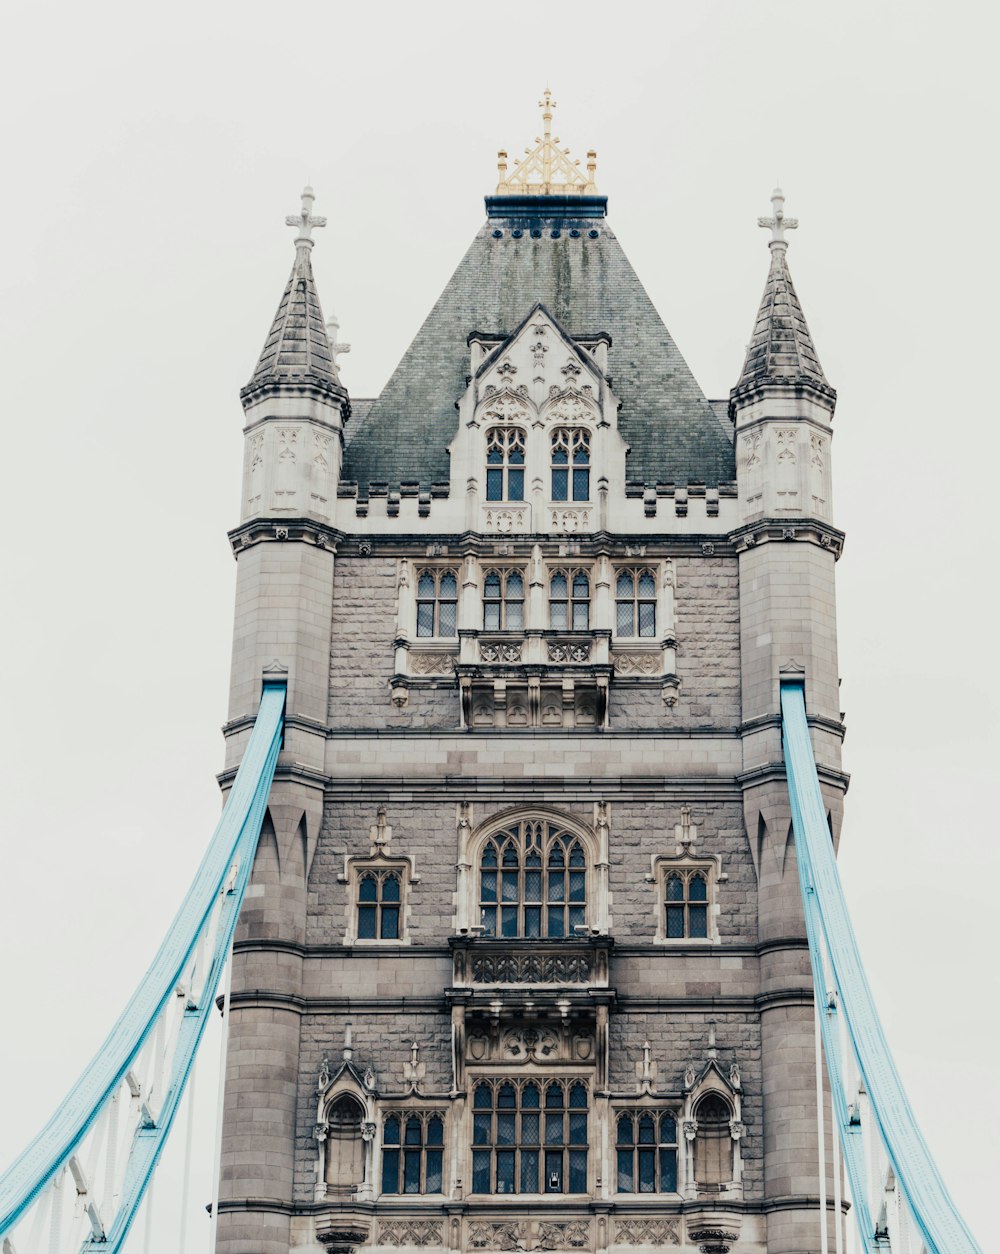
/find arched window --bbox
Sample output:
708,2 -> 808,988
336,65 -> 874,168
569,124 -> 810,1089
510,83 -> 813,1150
416,568 -> 458,638
550,428 -> 590,502
381,1112 -> 444,1194
615,1111 -> 678,1193
483,568 -> 525,631
486,428 -> 526,501
549,569 -> 590,630
615,568 -> 657,637
357,871 -> 401,940
665,871 -> 709,939
693,1093 -> 733,1187
479,819 -> 586,938
325,1094 -> 365,1194
472,1079 -> 588,1195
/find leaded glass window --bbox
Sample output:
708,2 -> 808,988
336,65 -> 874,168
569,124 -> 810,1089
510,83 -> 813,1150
550,428 -> 590,502
615,568 -> 657,637
472,1079 -> 588,1194
664,870 -> 709,939
357,870 -> 401,940
486,428 -> 526,501
615,1111 -> 678,1193
549,569 -> 591,630
479,819 -> 587,938
483,568 -> 525,631
415,568 -> 458,638
381,1112 -> 445,1194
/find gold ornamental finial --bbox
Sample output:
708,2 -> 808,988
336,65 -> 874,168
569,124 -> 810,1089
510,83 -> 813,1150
495,90 -> 597,196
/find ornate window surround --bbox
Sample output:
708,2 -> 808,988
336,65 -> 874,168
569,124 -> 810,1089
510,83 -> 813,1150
647,852 -> 722,945
483,566 -> 526,631
614,566 -> 658,638
338,808 -> 420,945
679,1058 -> 745,1200
548,566 -> 591,631
415,566 -> 459,639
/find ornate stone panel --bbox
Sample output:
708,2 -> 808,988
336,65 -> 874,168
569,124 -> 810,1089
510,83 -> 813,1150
613,1219 -> 681,1246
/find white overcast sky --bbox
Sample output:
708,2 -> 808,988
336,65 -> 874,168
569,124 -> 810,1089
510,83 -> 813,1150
0,2 -> 997,1250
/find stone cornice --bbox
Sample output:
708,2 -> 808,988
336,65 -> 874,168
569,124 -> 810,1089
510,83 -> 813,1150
228,517 -> 341,556
730,517 -> 845,558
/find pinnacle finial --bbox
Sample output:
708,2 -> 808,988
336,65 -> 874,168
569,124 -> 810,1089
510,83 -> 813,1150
495,90 -> 597,196
539,87 -> 556,140
757,187 -> 798,249
285,184 -> 327,251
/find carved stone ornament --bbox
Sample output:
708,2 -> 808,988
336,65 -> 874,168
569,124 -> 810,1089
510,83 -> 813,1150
409,652 -> 458,675
535,1221 -> 590,1250
472,952 -> 591,984
483,505 -> 529,534
480,641 -> 523,663
377,1220 -> 444,1248
613,652 -> 660,676
468,1221 -> 590,1252
548,641 -> 591,663
468,1222 -> 527,1251
502,1027 -> 560,1062
687,1228 -> 740,1254
614,1218 -> 680,1246
548,506 -> 593,534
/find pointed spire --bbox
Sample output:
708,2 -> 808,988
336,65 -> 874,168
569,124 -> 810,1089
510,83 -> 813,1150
241,186 -> 346,405
733,189 -> 834,402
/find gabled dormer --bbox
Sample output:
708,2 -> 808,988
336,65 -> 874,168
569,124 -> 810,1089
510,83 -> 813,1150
449,303 -> 626,534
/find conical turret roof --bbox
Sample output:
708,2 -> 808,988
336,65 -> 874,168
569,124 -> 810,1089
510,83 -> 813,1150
242,188 -> 346,406
733,189 -> 834,403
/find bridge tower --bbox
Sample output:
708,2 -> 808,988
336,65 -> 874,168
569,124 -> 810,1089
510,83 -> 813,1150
218,106 -> 846,1254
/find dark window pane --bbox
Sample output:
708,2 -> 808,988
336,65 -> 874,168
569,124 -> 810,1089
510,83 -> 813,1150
440,572 -> 457,598
690,905 -> 708,937
480,870 -> 497,902
638,602 -> 656,636
550,601 -> 568,630
380,906 -> 399,940
487,446 -> 504,464
496,1150 -> 515,1194
689,874 -> 708,901
381,1148 -> 399,1194
638,571 -> 657,598
568,1149 -> 587,1193
573,442 -> 589,465
666,875 -> 684,901
572,601 -> 589,630
404,1149 -> 421,1193
482,843 -> 497,867
502,842 -> 519,866
661,1114 -> 677,1143
569,1083 -> 588,1108
549,875 -> 565,902
545,1084 -> 564,1109
616,571 -> 633,597
638,1147 -> 655,1192
506,571 -> 523,597
520,1149 -> 539,1193
522,1083 -> 540,1108
427,1116 -> 444,1146
638,1115 -> 655,1144
485,572 -> 502,597
426,1149 -> 442,1193
501,871 -> 518,901
545,1114 -> 564,1145
569,905 -> 585,931
666,905 -> 684,938
506,601 -> 524,630
509,443 -> 524,465
439,601 -> 457,636
525,870 -> 542,902
484,602 -> 500,630
548,842 -> 565,867
480,905 -> 496,935
473,1084 -> 492,1109
486,468 -> 503,500
659,1149 -> 678,1192
546,908 -> 564,938
569,870 -> 585,902
552,444 -> 569,464
521,1113 -> 539,1144
572,469 -> 590,501
552,468 -> 568,500
404,1117 -> 422,1145
508,469 -> 524,501
617,1115 -> 634,1146
617,1149 -> 633,1192
359,876 -> 378,902
498,1084 -> 517,1109
417,571 -> 436,597
616,601 -> 634,636
551,573 -> 568,597
496,1113 -> 516,1145
382,875 -> 401,902
384,1115 -> 400,1145
545,1151 -> 562,1192
472,1150 -> 490,1193
416,602 -> 434,637
569,1113 -> 587,1143
357,905 -> 377,939
524,906 -> 541,938
473,1114 -> 492,1145
501,906 -> 518,938
569,843 -> 585,867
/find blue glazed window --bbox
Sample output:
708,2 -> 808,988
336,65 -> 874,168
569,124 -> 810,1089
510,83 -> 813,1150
356,870 -> 402,941
471,1079 -> 588,1195
415,568 -> 458,638
486,428 -> 526,501
549,569 -> 590,630
381,1112 -> 445,1195
478,819 -> 588,938
665,870 -> 710,939
483,568 -> 524,631
615,568 -> 657,638
550,428 -> 590,501
615,1111 -> 679,1194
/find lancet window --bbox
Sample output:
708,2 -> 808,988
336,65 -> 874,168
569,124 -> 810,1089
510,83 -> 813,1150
381,1112 -> 445,1195
483,568 -> 525,631
550,428 -> 590,502
486,428 -> 526,502
549,569 -> 590,630
478,819 -> 586,938
357,870 -> 401,940
665,869 -> 709,939
471,1079 -> 589,1195
415,568 -> 458,638
615,1111 -> 678,1193
615,568 -> 657,637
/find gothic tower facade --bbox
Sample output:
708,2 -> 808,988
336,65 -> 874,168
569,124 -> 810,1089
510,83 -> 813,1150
218,102 -> 845,1254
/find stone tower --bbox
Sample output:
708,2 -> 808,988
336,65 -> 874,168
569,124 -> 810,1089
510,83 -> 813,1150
218,99 -> 846,1254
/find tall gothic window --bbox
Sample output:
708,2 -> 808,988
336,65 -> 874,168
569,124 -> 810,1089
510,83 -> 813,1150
483,568 -> 525,630
381,1112 -> 444,1194
615,568 -> 657,637
479,819 -> 586,938
357,870 -> 401,940
416,568 -> 458,637
615,1111 -> 678,1193
486,428 -> 526,501
549,569 -> 590,630
550,428 -> 590,502
665,870 -> 709,939
472,1079 -> 588,1195
694,1094 -> 733,1187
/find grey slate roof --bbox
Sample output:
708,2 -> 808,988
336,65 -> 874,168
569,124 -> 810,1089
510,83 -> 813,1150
243,245 -> 344,402
735,244 -> 831,393
342,203 -> 735,491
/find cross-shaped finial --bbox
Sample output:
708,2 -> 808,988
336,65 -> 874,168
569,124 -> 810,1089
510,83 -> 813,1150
758,187 -> 798,248
285,184 -> 327,249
